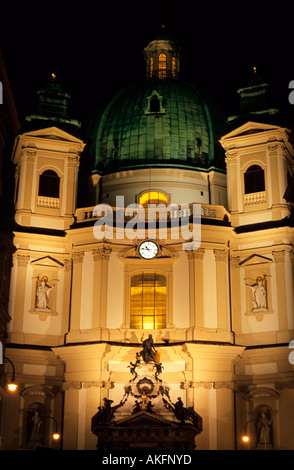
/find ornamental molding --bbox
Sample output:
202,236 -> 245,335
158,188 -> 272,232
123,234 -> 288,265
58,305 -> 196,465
272,250 -> 285,263
213,248 -> 228,262
17,254 -> 30,267
62,381 -> 113,391
72,251 -> 84,264
64,259 -> 72,271
26,149 -> 37,162
186,248 -> 205,261
92,247 -> 112,261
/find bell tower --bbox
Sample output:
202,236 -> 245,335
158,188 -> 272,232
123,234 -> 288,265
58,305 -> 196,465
12,127 -> 85,230
220,121 -> 294,227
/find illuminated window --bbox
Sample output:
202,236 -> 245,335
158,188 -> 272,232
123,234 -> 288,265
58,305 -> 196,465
139,191 -> 168,207
158,53 -> 167,79
172,57 -> 176,77
130,272 -> 166,329
149,57 -> 154,78
244,165 -> 265,194
38,170 -> 60,198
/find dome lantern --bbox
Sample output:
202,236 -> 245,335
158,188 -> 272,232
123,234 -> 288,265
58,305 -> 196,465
143,25 -> 180,80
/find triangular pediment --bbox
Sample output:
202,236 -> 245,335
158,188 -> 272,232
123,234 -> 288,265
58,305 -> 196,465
23,126 -> 83,144
221,122 -> 280,141
240,254 -> 273,267
110,411 -> 179,428
30,256 -> 64,269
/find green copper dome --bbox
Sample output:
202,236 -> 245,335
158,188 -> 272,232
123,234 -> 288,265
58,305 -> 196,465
91,79 -> 224,174
87,32 -> 226,175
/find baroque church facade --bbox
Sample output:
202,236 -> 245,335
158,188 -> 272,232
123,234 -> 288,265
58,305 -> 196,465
1,29 -> 294,450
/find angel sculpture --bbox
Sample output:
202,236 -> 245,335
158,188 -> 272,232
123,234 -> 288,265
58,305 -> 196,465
245,276 -> 267,311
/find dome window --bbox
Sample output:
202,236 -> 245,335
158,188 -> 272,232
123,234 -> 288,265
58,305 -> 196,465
172,57 -> 176,78
244,165 -> 265,194
145,91 -> 166,115
139,191 -> 168,207
149,58 -> 154,78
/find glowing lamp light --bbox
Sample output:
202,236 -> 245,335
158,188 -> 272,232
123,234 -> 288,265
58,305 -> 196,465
242,435 -> 250,443
7,382 -> 18,392
52,432 -> 60,441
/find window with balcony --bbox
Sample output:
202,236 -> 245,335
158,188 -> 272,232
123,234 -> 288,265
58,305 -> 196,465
38,170 -> 60,198
244,165 -> 265,194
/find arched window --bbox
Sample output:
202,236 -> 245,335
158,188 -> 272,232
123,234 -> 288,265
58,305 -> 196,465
149,57 -> 154,78
38,170 -> 60,198
130,272 -> 166,329
172,57 -> 176,78
158,53 -> 167,79
139,191 -> 168,207
244,165 -> 265,194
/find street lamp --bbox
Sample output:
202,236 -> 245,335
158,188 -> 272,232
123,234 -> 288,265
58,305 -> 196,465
3,356 -> 18,392
35,416 -> 60,445
241,415 -> 272,450
241,418 -> 256,447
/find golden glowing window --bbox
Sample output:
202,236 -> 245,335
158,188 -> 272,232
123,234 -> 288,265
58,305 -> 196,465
158,53 -> 167,79
139,191 -> 168,207
149,57 -> 154,78
130,272 -> 166,329
172,57 -> 176,77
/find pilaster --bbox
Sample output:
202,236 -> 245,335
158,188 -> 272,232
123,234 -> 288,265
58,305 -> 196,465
187,248 -> 205,328
214,249 -> 229,331
69,251 -> 84,331
92,248 -> 112,329
272,250 -> 288,337
10,253 -> 30,341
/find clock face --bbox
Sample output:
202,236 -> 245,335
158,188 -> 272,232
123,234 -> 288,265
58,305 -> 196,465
138,241 -> 159,259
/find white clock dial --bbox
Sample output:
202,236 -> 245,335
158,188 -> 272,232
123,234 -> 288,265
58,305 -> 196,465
138,241 -> 159,259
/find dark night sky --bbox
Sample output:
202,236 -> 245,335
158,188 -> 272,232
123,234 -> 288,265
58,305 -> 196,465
1,2 -> 294,126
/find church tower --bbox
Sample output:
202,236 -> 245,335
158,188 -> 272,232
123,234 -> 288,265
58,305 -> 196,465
12,126 -> 85,230
11,76 -> 84,230
220,121 -> 293,227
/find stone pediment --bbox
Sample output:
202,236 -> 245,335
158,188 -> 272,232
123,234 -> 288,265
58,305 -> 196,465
25,126 -> 83,143
109,410 -> 180,428
30,256 -> 64,269
221,122 -> 280,141
239,254 -> 273,267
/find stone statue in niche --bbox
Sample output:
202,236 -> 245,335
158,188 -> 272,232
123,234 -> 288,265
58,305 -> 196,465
28,409 -> 44,444
35,276 -> 54,311
256,408 -> 273,449
245,275 -> 267,311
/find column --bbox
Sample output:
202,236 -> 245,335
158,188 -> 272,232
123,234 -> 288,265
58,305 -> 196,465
230,255 -> 241,335
272,250 -> 288,333
214,249 -> 229,331
10,253 -> 30,341
187,248 -> 205,328
92,248 -> 112,329
61,259 -> 72,337
69,251 -> 84,332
